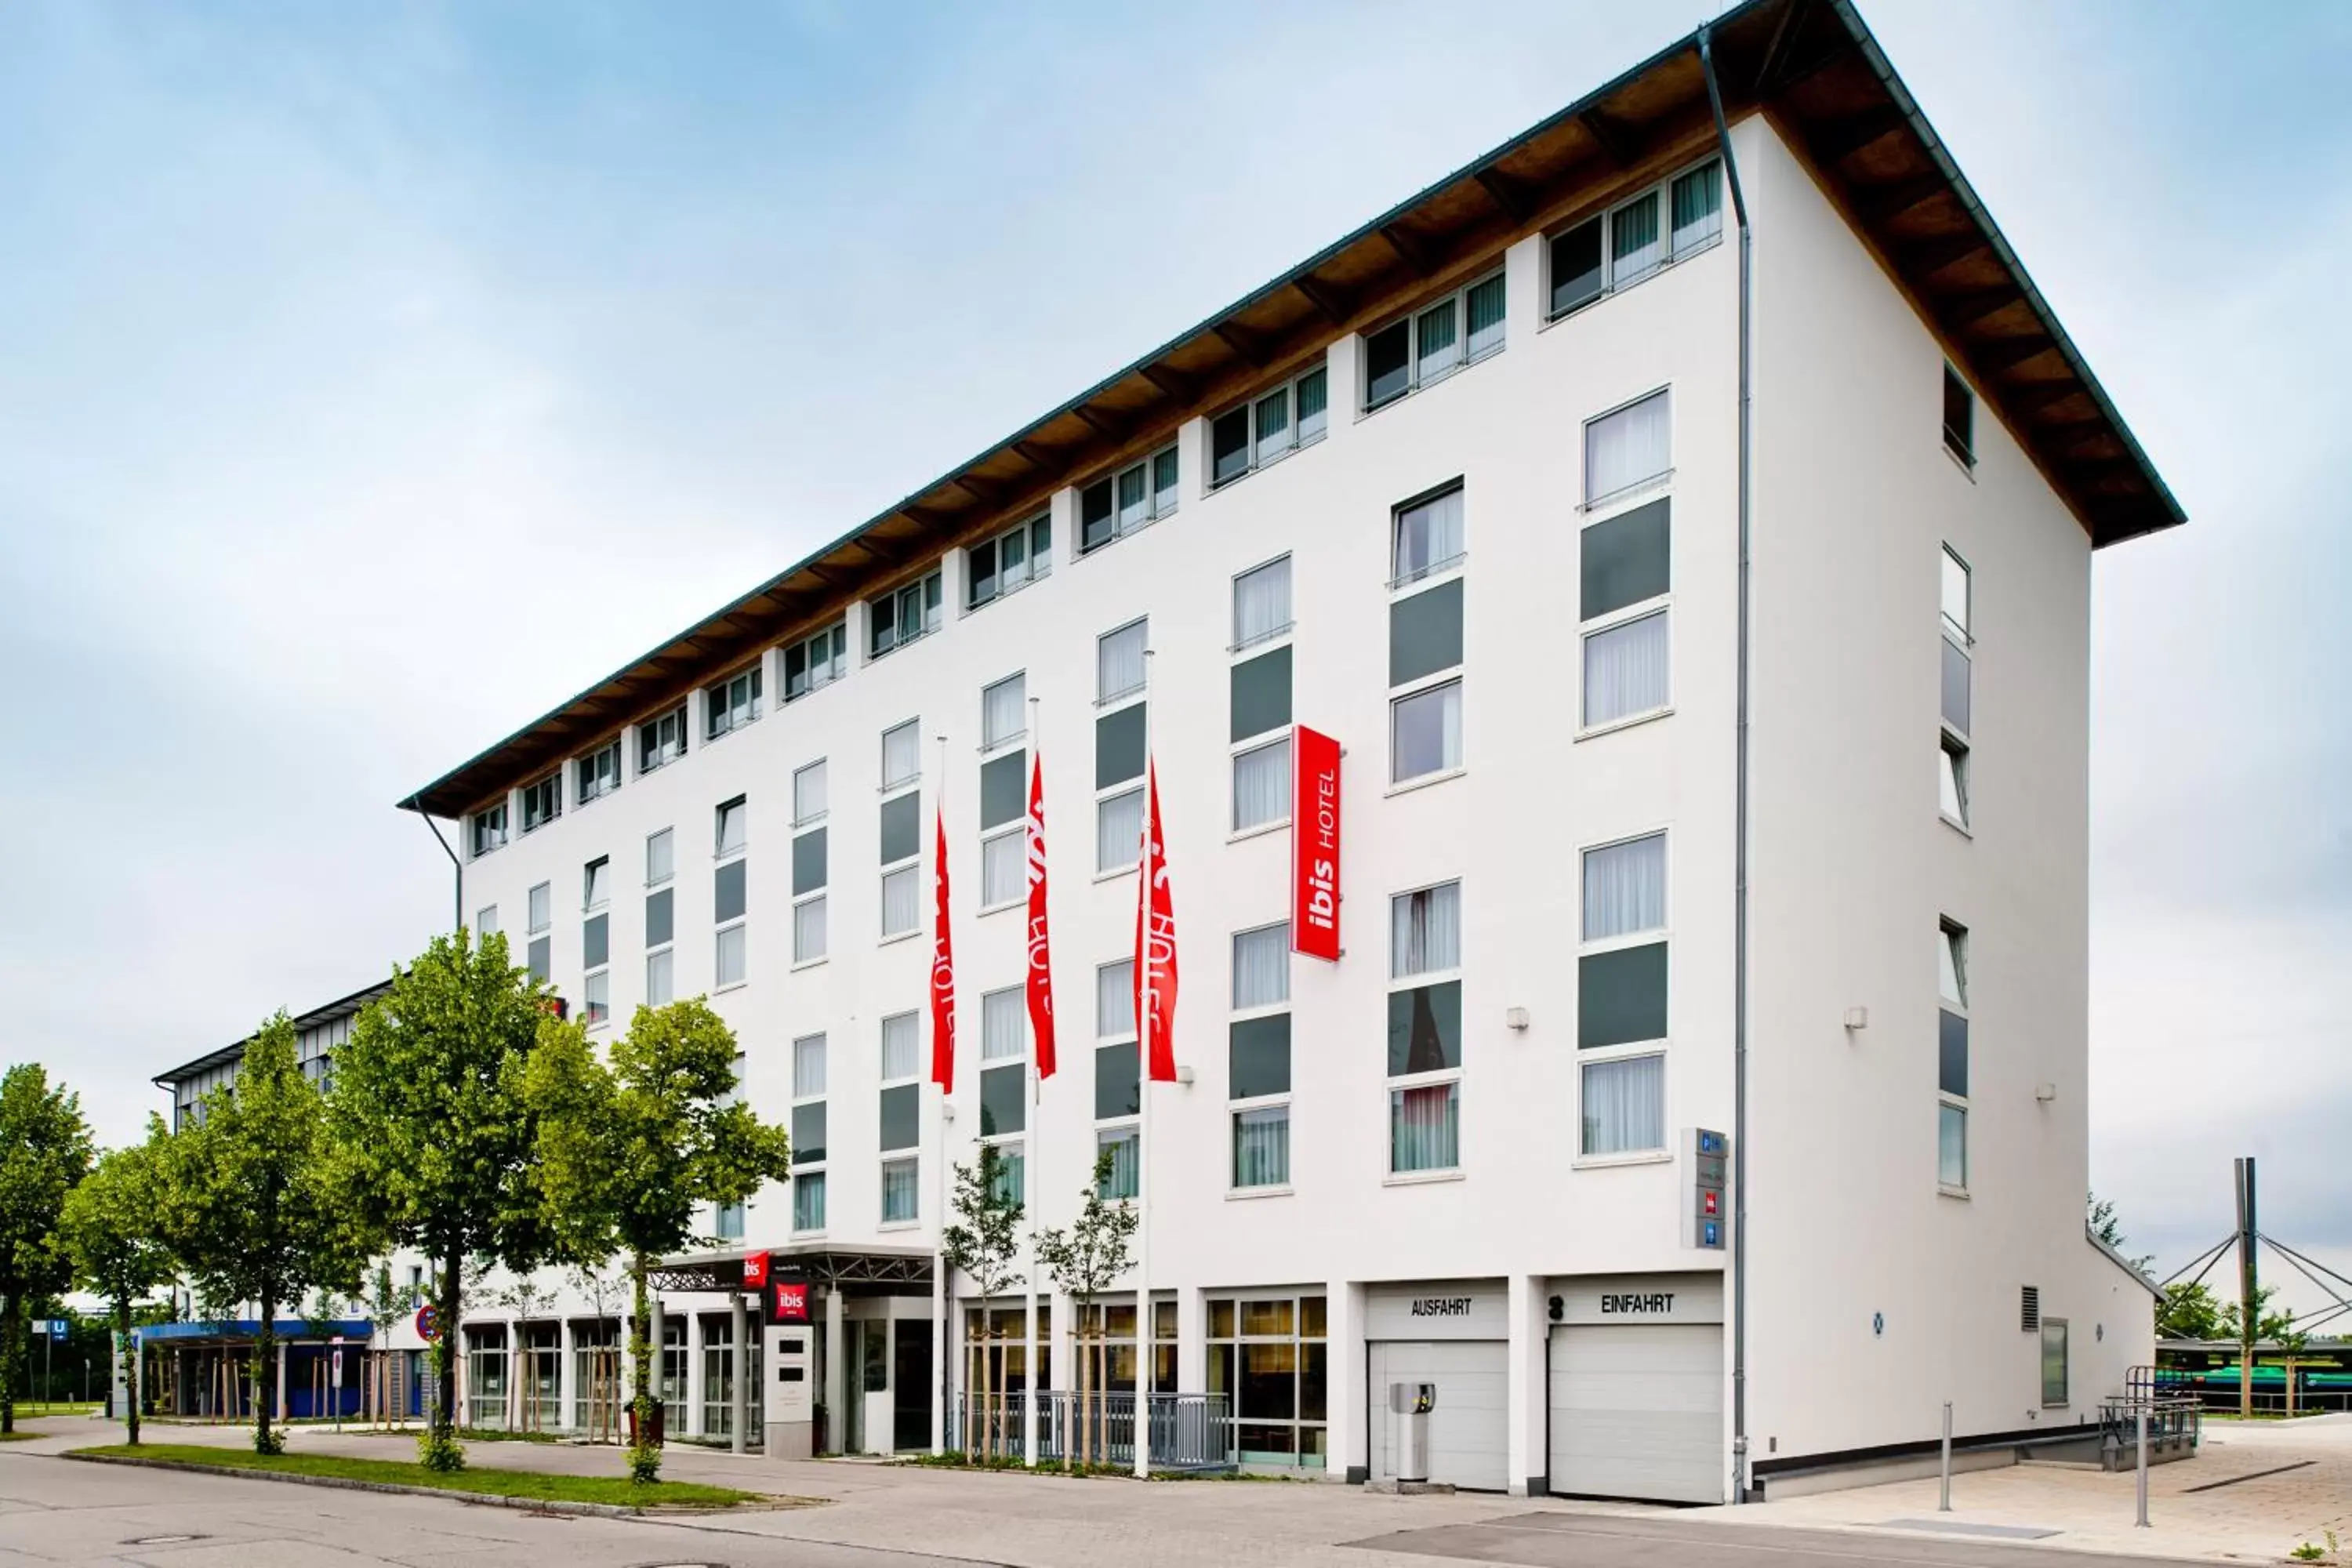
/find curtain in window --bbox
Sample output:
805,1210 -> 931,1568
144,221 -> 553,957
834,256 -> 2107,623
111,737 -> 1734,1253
1116,465 -> 1149,527
1416,298 -> 1461,381
880,1014 -> 920,1081
792,1035 -> 827,1098
1394,488 -> 1465,580
977,830 -> 1022,908
1390,1083 -> 1459,1172
1232,925 -> 1291,1010
1152,449 -> 1180,514
1670,163 -> 1722,254
1097,960 -> 1135,1038
794,762 -> 827,824
793,1173 -> 826,1232
1583,610 -> 1670,726
1098,788 -> 1143,873
1254,387 -> 1292,460
1583,833 -> 1666,941
646,828 -> 674,884
716,927 -> 746,986
646,949 -> 673,1007
982,677 -> 1026,747
1612,191 -> 1661,280
1233,1107 -> 1290,1187
1098,622 -> 1148,702
1232,738 -> 1292,832
793,895 -> 827,962
1581,1054 -> 1664,1155
1585,390 -> 1671,503
979,988 -> 1025,1062
1465,274 -> 1506,359
1295,370 -> 1328,443
882,1159 -> 919,1223
1391,881 -> 1461,978
1098,1129 -> 1140,1200
990,1144 -> 1026,1205
1233,557 -> 1292,647
878,866 -> 918,938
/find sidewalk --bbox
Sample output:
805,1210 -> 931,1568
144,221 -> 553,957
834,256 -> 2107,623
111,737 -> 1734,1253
1716,1416 -> 2352,1563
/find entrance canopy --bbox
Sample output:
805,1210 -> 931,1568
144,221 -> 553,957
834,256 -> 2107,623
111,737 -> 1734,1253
138,1318 -> 373,1348
651,1242 -> 934,1299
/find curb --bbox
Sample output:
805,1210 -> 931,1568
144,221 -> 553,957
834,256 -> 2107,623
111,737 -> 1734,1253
61,1451 -> 772,1519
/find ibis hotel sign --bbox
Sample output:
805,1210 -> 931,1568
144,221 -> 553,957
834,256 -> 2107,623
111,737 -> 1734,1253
1290,726 -> 1342,961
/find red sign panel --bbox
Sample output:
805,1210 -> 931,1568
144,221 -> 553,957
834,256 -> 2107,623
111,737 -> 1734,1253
1290,726 -> 1341,962
742,1250 -> 770,1290
413,1305 -> 441,1342
770,1281 -> 811,1325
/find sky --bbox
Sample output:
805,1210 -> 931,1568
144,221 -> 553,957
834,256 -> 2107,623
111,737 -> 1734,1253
2,2 -> 2347,1315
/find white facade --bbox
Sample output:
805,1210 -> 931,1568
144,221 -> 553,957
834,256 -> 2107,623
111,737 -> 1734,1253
412,103 -> 2161,1496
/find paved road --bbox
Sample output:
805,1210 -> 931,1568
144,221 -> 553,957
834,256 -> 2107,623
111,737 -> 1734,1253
1350,1512 -> 2213,1568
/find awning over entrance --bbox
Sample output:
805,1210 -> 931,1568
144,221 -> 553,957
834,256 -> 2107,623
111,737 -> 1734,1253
650,1242 -> 934,1298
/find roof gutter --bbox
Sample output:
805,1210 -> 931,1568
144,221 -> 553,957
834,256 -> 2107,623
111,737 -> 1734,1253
1697,21 -> 1755,1507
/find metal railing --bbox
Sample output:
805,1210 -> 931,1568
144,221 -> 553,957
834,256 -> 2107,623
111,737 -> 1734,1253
950,1390 -> 1234,1472
2100,1388 -> 2201,1469
2140,1360 -> 2352,1415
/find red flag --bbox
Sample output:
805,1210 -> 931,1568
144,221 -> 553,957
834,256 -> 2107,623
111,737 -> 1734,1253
1025,753 -> 1057,1079
1133,760 -> 1178,1083
930,807 -> 956,1091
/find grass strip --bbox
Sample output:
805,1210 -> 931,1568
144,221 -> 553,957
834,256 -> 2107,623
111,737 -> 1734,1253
71,1443 -> 764,1508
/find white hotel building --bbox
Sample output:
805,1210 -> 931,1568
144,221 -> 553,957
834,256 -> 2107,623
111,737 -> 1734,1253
392,0 -> 2178,1501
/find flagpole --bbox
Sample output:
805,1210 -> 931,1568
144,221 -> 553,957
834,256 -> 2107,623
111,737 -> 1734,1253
1134,647 -> 1154,1481
932,730 -> 949,1457
1024,693 -> 1041,1472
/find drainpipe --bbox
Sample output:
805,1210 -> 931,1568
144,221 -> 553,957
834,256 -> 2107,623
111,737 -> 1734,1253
406,795 -> 463,935
1696,24 -> 1754,1505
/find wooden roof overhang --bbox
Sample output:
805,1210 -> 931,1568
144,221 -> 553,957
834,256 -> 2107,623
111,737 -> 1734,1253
404,0 -> 2181,822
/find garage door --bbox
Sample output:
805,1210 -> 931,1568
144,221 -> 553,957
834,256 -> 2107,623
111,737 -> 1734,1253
1367,1340 -> 1508,1491
1548,1323 -> 1722,1504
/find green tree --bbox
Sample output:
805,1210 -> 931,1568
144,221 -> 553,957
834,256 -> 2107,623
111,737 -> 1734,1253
1032,1151 -> 1136,1468
155,1016 -> 369,1454
2089,1191 -> 2154,1272
0,1063 -> 93,1434
329,930 -> 551,1471
2158,1279 -> 2225,1341
939,1145 -> 1025,1461
524,1000 -> 790,1484
2220,1283 -> 2303,1349
56,1124 -> 176,1444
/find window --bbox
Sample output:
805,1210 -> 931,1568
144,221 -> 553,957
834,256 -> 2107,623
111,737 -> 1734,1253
1547,158 -> 1721,320
982,674 -> 1026,751
981,986 -> 1027,1205
1585,389 -> 1671,506
880,739 -> 922,941
1231,646 -> 1292,833
1208,1294 -> 1327,1468
869,569 -> 944,659
1080,445 -> 1179,555
980,745 -> 1027,908
1939,920 -> 1969,1192
1940,736 -> 1970,828
715,797 -> 748,859
1581,496 -> 1671,732
715,1201 -> 744,1240
476,905 -> 499,938
638,702 -> 688,775
1392,485 -> 1465,586
1580,832 -> 1668,1054
967,514 -> 1052,609
1944,363 -> 1975,466
583,969 -> 609,1028
470,801 -> 508,857
583,859 -> 612,1026
715,799 -> 747,989
520,773 -> 561,835
784,621 -> 848,702
1581,1054 -> 1663,1157
2041,1319 -> 2069,1406
1210,364 -> 1329,488
1363,270 -> 1504,412
1231,924 -> 1291,1190
523,883 -> 553,983
1094,961 -> 1139,1200
1940,546 -> 1973,781
1388,883 -> 1461,1174
791,1034 -> 826,1232
583,856 -> 610,911
1091,670 -> 1149,875
1390,681 -> 1461,786
792,764 -> 828,964
1232,555 -> 1293,651
1098,620 -> 1148,706
646,828 -> 675,1005
880,1012 -> 920,1225
576,739 -> 621,805
706,666 -> 761,741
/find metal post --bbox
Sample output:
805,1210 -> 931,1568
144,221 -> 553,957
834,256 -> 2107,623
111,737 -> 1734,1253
2135,1404 -> 2150,1527
1940,1402 -> 1953,1511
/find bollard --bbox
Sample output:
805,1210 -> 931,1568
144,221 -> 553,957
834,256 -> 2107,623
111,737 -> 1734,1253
1940,1402 -> 1953,1512
2135,1405 -> 2150,1528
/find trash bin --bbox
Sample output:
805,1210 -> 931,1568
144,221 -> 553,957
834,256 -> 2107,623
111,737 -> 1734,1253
1388,1381 -> 1436,1483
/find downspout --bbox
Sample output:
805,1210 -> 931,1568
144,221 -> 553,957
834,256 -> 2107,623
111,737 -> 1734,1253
406,796 -> 463,935
1696,25 -> 1754,1504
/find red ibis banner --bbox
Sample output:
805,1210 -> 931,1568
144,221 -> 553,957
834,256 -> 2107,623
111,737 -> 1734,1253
742,1250 -> 771,1290
1291,726 -> 1341,961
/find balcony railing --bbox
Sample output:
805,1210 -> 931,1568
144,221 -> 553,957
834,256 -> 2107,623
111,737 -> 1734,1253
952,1390 -> 1234,1472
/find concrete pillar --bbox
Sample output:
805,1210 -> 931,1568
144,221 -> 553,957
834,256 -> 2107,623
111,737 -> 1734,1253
685,1310 -> 707,1438
648,1294 -> 666,1433
1331,1279 -> 1367,1484
822,1289 -> 846,1455
559,1320 -> 579,1433
729,1292 -> 748,1456
1178,1284 -> 1208,1392
1022,1288 -> 1039,1466
277,1341 -> 289,1421
1507,1275 -> 1548,1497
